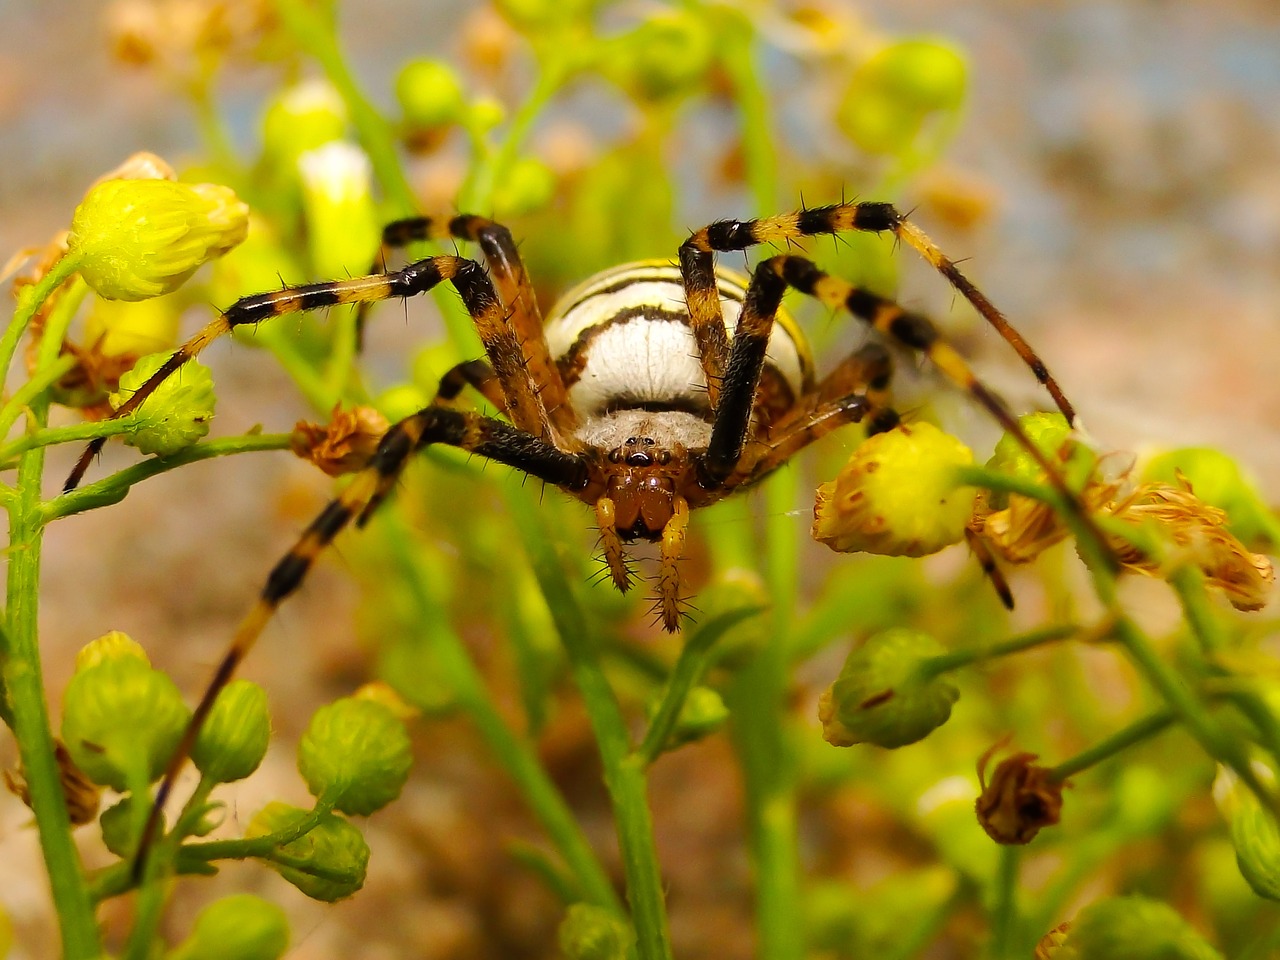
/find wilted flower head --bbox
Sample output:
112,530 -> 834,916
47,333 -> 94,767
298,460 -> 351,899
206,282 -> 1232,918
1106,481 -> 1274,612
975,743 -> 1064,844
291,405 -> 391,477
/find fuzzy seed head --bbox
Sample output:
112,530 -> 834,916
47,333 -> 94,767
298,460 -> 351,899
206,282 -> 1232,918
813,423 -> 976,557
69,178 -> 248,301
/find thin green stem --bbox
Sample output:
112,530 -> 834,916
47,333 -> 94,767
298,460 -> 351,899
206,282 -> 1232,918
0,253 -> 81,386
506,484 -> 673,960
183,795 -> 337,862
636,605 -> 763,767
40,433 -> 292,522
381,513 -> 623,914
920,623 -> 1080,679
0,406 -> 139,465
1048,710 -> 1176,783
0,355 -> 76,444
3,259 -> 101,958
987,846 -> 1020,959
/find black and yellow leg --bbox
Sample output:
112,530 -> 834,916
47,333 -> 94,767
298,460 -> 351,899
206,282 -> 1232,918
682,202 -> 1074,425
63,256 -> 551,491
376,215 -> 573,435
432,358 -> 507,413
134,404 -> 587,878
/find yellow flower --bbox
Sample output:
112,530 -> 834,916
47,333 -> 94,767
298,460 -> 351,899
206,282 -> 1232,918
68,178 -> 248,301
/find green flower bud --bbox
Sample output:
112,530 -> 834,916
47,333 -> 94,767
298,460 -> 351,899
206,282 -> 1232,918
1064,896 -> 1224,960
1142,447 -> 1277,549
246,802 -> 369,902
75,630 -> 150,672
986,412 -> 1095,503
169,894 -> 290,960
818,628 -> 957,748
492,156 -> 556,219
813,423 -> 976,557
297,697 -> 412,815
557,903 -> 633,960
261,79 -> 348,168
109,351 -> 216,456
1213,765 -> 1280,900
395,59 -> 467,131
62,653 -> 190,792
609,11 -> 715,103
653,686 -> 728,750
68,178 -> 248,301
298,141 -> 380,278
99,795 -> 149,859
863,39 -> 968,112
192,680 -> 271,784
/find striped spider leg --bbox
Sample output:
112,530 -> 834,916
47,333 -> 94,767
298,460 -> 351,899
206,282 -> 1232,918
677,205 -> 1106,555
113,242 -> 589,878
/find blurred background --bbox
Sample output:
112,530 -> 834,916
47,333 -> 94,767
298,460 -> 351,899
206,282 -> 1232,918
1,1 -> 1278,957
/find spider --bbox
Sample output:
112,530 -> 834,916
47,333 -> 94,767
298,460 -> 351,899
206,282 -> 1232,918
62,201 -> 1075,872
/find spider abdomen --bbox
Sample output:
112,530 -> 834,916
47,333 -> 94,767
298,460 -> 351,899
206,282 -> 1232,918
545,261 -> 813,422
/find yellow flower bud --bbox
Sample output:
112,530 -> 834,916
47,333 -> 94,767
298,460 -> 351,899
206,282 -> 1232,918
813,422 -> 976,557
558,903 -> 633,960
68,178 -> 248,301
74,630 -> 150,672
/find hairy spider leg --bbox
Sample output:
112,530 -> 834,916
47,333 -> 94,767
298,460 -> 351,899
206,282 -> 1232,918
133,403 -> 587,880
432,357 -> 508,413
681,201 -> 1075,425
371,215 -> 573,437
62,254 -> 555,491
734,343 -> 902,485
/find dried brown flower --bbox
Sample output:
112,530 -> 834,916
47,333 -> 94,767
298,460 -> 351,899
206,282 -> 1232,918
291,404 -> 391,477
975,742 -> 1064,844
5,740 -> 103,826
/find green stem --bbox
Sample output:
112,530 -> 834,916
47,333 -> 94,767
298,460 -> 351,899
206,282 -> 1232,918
506,484 -> 673,960
1048,710 -> 1176,783
0,355 -> 76,444
920,623 -> 1080,679
381,513 -> 623,914
40,433 -> 293,522
3,259 -> 101,958
183,796 -> 336,862
0,405 -> 138,465
0,253 -> 81,386
636,605 -> 763,767
987,846 -> 1019,959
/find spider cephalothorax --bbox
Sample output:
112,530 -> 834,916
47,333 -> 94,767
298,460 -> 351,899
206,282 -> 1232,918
62,201 -> 1076,869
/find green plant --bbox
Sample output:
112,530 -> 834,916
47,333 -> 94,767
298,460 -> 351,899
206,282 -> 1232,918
4,2 -> 1279,959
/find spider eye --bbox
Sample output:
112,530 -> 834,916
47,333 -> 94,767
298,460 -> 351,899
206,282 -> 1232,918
643,437 -> 655,446
657,450 -> 671,465
608,448 -> 623,463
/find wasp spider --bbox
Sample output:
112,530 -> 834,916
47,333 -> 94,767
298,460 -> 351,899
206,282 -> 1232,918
64,201 -> 1075,871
